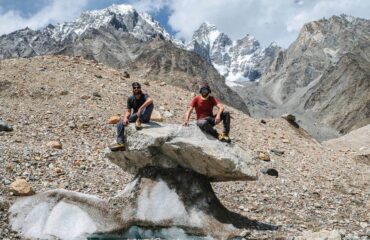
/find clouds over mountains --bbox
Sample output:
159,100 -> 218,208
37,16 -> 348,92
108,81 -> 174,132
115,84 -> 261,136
1,0 -> 370,47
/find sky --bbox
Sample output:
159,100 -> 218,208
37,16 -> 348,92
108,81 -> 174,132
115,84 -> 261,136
0,0 -> 369,48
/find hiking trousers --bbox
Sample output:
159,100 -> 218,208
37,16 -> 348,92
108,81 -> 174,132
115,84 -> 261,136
116,103 -> 154,144
196,111 -> 230,138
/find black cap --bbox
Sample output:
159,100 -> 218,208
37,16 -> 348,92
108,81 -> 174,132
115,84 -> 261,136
132,82 -> 141,88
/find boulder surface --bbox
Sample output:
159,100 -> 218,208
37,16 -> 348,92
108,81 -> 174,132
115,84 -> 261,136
106,123 -> 257,181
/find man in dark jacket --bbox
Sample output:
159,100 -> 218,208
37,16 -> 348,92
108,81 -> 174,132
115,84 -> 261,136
110,82 -> 154,151
183,83 -> 231,143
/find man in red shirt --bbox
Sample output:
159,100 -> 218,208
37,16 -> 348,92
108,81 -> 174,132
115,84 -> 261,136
183,83 -> 231,143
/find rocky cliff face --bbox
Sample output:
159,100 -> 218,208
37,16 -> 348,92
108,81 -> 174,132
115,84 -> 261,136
187,23 -> 281,85
241,15 -> 370,138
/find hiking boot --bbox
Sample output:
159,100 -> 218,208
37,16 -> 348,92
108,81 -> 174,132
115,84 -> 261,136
109,143 -> 125,151
218,132 -> 231,143
135,118 -> 142,130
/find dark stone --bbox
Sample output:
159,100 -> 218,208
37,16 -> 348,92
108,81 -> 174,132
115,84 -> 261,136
0,119 -> 13,132
60,90 -> 69,95
281,114 -> 299,128
94,74 -> 103,79
270,149 -> 284,156
260,119 -> 267,124
123,71 -> 130,78
260,168 -> 278,177
92,92 -> 102,98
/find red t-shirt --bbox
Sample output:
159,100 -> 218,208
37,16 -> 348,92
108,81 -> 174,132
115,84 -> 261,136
189,95 -> 220,120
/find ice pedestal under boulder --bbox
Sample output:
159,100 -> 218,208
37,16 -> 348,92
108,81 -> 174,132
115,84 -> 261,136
9,167 -> 275,240
10,123 -> 272,239
106,123 -> 257,181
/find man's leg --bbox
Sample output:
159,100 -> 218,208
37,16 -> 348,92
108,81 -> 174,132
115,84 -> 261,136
218,111 -> 231,143
128,113 -> 138,123
221,111 -> 230,134
140,103 -> 154,123
197,117 -> 218,138
116,120 -> 126,144
116,114 -> 137,144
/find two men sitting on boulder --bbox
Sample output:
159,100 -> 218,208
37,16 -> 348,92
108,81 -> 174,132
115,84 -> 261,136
110,82 -> 154,151
110,82 -> 230,151
183,83 -> 231,143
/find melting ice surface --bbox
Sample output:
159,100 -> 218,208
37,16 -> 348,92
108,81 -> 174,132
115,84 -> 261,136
10,199 -> 97,239
9,179 -> 216,239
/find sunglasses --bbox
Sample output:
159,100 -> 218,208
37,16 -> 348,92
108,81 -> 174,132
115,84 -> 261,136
133,87 -> 141,89
200,88 -> 209,94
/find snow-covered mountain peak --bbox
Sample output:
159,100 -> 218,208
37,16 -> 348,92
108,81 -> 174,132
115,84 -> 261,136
43,4 -> 175,43
189,22 -> 223,47
187,22 -> 281,85
198,22 -> 218,32
81,4 -> 135,19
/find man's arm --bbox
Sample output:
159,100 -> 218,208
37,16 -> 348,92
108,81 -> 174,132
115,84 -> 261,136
123,108 -> 131,125
215,102 -> 224,124
183,106 -> 194,127
137,97 -> 153,117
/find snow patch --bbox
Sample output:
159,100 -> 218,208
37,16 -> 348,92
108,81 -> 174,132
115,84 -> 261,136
225,72 -> 249,87
213,63 -> 229,76
208,29 -> 221,45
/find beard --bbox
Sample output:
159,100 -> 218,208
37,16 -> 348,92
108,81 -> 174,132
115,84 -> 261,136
133,90 -> 142,96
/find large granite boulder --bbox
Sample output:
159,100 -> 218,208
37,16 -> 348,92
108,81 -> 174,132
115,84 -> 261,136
9,167 -> 275,240
106,123 -> 257,181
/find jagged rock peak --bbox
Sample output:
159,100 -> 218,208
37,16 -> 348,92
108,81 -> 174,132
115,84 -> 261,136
189,22 -> 223,47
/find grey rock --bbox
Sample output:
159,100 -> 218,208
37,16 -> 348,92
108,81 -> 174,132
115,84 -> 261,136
106,123 -> 257,181
270,149 -> 285,156
0,119 -> 13,132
